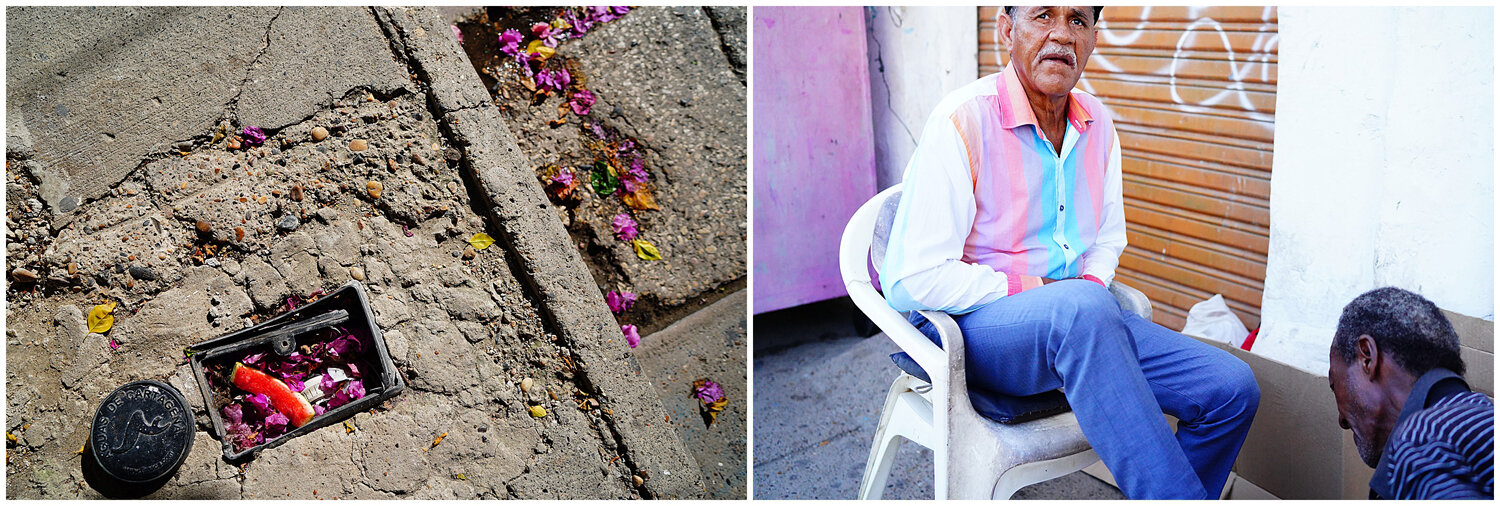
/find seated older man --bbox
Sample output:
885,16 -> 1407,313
882,5 -> 1259,499
1329,287 -> 1494,499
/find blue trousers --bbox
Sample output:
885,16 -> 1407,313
910,279 -> 1259,499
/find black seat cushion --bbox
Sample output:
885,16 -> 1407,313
890,351 -> 1071,424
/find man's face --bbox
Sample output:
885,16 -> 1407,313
1001,6 -> 1099,98
1329,349 -> 1387,467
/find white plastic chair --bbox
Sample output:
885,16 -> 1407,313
842,184 -> 1152,500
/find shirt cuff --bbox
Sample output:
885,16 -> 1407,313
1006,272 -> 1023,296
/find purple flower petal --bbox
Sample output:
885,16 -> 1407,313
247,393 -> 273,416
606,290 -> 637,314
328,334 -> 362,359
264,411 -> 290,437
498,29 -> 524,55
695,380 -> 724,403
451,25 -> 463,44
611,213 -> 639,241
242,126 -> 267,146
622,324 -> 640,348
569,89 -> 596,116
222,403 -> 244,425
551,168 -> 575,186
564,11 -> 592,37
329,380 -> 366,409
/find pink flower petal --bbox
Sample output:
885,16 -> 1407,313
606,290 -> 637,314
611,213 -> 639,241
622,324 -> 640,348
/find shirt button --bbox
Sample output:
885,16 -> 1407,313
1063,244 -> 1070,249
1059,205 -> 1065,211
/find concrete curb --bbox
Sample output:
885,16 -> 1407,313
371,6 -> 705,498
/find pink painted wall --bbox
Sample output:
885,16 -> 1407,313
753,7 -> 877,314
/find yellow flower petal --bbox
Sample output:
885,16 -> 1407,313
526,40 -> 555,60
631,239 -> 662,261
87,302 -> 117,334
528,405 -> 547,418
468,232 -> 495,251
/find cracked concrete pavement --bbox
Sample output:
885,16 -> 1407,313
5,6 -> 738,499
492,6 -> 748,309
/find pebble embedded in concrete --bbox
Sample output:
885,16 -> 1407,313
12,268 -> 38,282
276,215 -> 301,232
128,265 -> 157,281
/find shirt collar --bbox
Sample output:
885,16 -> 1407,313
999,64 -> 1094,133
1368,368 -> 1469,498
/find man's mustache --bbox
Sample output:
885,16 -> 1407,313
1036,46 -> 1077,67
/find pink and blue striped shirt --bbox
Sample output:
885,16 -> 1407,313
882,64 -> 1126,314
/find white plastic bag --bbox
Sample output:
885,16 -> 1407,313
1180,294 -> 1251,348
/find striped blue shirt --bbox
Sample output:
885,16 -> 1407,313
1370,368 -> 1494,500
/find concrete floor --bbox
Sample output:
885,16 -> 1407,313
751,297 -> 1125,500
635,289 -> 748,499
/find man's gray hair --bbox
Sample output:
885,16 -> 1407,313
1333,287 -> 1465,376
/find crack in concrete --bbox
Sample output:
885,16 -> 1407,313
866,22 -> 918,148
701,7 -> 746,85
36,8 -> 292,233
227,7 -> 285,123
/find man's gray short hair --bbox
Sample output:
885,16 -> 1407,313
1333,287 -> 1465,376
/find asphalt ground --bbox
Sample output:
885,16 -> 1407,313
752,297 -> 1125,500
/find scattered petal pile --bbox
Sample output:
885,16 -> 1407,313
214,327 -> 371,452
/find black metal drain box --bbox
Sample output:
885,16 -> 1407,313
188,281 -> 403,461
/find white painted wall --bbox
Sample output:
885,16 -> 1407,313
1257,7 -> 1494,374
865,6 -> 978,190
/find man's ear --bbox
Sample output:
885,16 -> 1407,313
998,10 -> 1014,51
1355,334 -> 1381,379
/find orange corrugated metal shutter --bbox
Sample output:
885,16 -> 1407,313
979,6 -> 1277,331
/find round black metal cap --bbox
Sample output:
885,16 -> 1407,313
89,380 -> 194,484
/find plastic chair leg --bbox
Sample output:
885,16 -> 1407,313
858,430 -> 905,499
858,374 -> 916,499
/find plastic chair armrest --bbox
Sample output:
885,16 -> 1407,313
1109,282 -> 1152,320
845,281 -> 946,375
